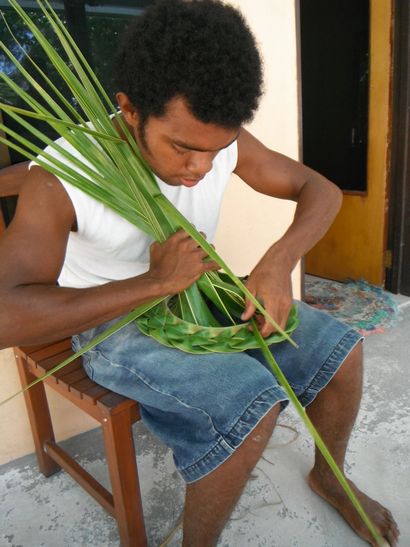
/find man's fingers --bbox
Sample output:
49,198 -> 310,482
203,260 -> 219,272
170,229 -> 190,240
260,305 -> 291,337
242,304 -> 285,337
241,300 -> 256,321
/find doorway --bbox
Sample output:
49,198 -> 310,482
299,0 -> 393,286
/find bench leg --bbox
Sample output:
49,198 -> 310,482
15,354 -> 61,477
102,407 -> 147,547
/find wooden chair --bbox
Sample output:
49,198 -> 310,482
0,162 -> 148,547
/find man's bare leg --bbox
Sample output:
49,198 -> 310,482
307,342 -> 400,546
182,403 -> 281,547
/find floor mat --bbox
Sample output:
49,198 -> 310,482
304,277 -> 399,335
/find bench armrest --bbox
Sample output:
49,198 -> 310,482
0,161 -> 30,198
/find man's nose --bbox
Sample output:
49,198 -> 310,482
186,152 -> 213,178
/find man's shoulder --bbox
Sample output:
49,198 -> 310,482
20,165 -> 76,229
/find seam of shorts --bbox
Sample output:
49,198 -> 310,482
87,347 -> 226,440
181,385 -> 287,483
298,329 -> 363,407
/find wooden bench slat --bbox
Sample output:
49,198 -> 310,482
69,377 -> 99,398
50,359 -> 82,381
97,392 -> 135,412
70,378 -> 118,406
21,345 -> 137,410
18,342 -> 57,354
29,348 -> 76,372
24,339 -> 72,362
58,368 -> 88,389
32,360 -> 81,387
82,384 -> 111,404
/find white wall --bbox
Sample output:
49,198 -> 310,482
0,0 -> 300,465
215,0 -> 300,288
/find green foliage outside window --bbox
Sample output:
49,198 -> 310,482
0,1 -> 151,162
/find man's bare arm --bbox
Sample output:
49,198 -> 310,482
0,167 -> 218,349
234,128 -> 342,335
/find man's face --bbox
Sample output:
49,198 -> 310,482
117,94 -> 239,187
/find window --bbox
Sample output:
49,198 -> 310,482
0,1 -> 153,222
1,0 -> 154,163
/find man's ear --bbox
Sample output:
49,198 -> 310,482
116,92 -> 140,127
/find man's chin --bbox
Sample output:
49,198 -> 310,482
179,177 -> 201,187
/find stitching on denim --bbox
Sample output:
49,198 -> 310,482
299,330 -> 362,406
181,386 -> 287,482
181,385 -> 286,473
223,386 -> 286,448
87,347 -> 222,439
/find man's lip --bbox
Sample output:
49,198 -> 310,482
179,177 -> 201,187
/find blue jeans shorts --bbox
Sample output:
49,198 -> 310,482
72,301 -> 362,483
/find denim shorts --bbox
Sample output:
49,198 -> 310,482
72,301 -> 362,483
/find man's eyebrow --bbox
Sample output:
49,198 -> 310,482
172,132 -> 239,153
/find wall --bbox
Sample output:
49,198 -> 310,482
215,0 -> 300,285
0,0 -> 300,465
0,348 -> 98,465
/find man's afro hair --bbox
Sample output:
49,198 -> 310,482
115,0 -> 263,128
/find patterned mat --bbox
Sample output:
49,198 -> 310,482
304,277 -> 399,335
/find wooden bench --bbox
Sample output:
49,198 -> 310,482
0,162 -> 148,547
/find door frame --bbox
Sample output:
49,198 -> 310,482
385,0 -> 410,295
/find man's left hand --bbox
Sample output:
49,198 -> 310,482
241,255 -> 293,338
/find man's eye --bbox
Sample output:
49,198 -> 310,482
173,145 -> 188,155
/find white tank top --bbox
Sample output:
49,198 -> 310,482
34,137 -> 238,288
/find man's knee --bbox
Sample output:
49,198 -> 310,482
188,404 -> 281,485
333,341 -> 363,388
248,403 -> 280,447
343,341 -> 363,371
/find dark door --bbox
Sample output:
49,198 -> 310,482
300,0 -> 369,193
300,0 -> 393,286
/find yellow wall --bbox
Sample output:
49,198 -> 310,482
0,0 -> 300,465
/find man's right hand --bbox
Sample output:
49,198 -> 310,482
0,167 -> 218,348
147,230 -> 219,295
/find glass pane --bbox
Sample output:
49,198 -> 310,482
300,0 -> 370,192
0,0 -> 153,163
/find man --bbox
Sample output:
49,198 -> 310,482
0,1 -> 399,545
